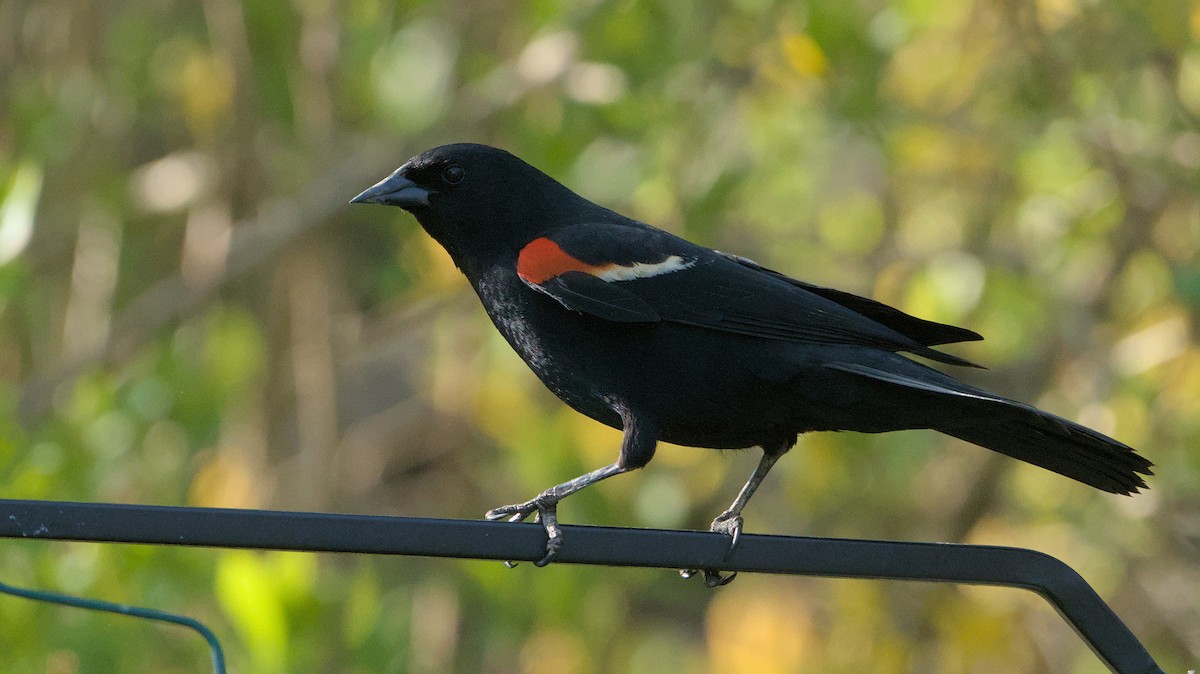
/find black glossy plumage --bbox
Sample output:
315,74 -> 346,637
351,143 -> 1152,578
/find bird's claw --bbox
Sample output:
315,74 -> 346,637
485,497 -> 542,523
486,493 -> 562,568
704,569 -> 738,587
678,567 -> 739,587
710,511 -> 744,552
680,511 -> 744,587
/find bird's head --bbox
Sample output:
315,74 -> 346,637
351,143 -> 593,270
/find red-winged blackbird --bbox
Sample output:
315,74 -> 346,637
352,143 -> 1152,586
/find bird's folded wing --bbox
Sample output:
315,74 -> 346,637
518,222 -> 980,367
716,252 -> 983,346
542,272 -> 660,322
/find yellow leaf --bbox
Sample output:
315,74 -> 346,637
781,34 -> 828,79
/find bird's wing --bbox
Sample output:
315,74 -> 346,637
517,223 -> 980,367
540,271 -> 661,322
714,252 -> 983,346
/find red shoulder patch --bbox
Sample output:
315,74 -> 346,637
517,236 -> 601,284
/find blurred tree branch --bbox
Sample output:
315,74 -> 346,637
17,148 -> 395,424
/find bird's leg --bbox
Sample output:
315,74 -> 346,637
710,451 -> 782,548
682,451 -> 782,587
487,407 -> 656,569
486,462 -> 629,567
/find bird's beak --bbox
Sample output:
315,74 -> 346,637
349,170 -> 431,208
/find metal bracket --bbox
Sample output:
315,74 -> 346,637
0,499 -> 1164,673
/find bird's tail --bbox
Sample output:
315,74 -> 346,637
939,416 -> 1150,495
824,361 -> 1153,494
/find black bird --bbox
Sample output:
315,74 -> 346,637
351,143 -> 1152,586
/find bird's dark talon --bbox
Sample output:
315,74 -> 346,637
504,560 -> 519,569
680,567 -> 737,586
710,511 -> 744,558
485,498 -> 542,523
535,504 -> 563,565
484,507 -> 513,521
532,533 -> 561,567
704,570 -> 737,587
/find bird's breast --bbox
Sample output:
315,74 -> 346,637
470,266 -> 626,428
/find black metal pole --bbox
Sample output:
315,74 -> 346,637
0,499 -> 1163,674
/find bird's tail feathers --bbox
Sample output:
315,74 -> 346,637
824,362 -> 1153,495
941,420 -> 1151,495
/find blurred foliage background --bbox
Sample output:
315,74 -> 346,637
0,0 -> 1197,671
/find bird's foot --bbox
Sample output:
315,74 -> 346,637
680,511 -> 743,587
678,567 -> 737,587
709,510 -> 744,550
486,492 -> 562,568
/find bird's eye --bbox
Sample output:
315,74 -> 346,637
442,165 -> 465,186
